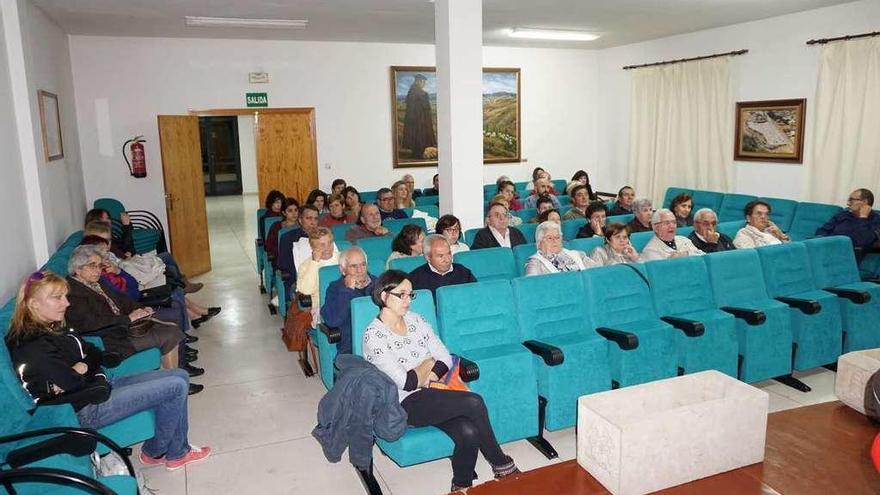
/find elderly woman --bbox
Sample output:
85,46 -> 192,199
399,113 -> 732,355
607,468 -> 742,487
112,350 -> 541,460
386,224 -> 425,268
627,198 -> 654,233
733,200 -> 790,249
525,221 -> 600,275
591,222 -> 640,265
436,214 -> 469,254
5,271 -> 211,469
670,193 -> 695,227
65,245 -> 186,375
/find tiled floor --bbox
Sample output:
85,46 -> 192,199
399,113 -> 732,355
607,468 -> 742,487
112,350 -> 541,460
136,194 -> 839,495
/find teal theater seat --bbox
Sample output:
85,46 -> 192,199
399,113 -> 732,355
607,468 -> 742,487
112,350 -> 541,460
718,194 -> 757,223
259,216 -> 283,292
512,244 -> 537,277
514,208 -> 537,221
315,265 -> 343,390
552,179 -> 566,193
629,231 -> 655,251
464,228 -> 481,246
717,220 -> 745,239
760,197 -> 798,233
644,257 -> 739,377
382,217 -> 427,235
561,219 -> 586,240
565,237 -> 603,255
518,223 -> 538,243
662,187 -> 692,208
414,195 -> 439,206
606,214 -> 634,224
691,190 -> 724,214
388,256 -> 425,273
788,202 -> 842,241
453,248 -> 516,281
357,236 -> 393,266
330,223 -> 355,243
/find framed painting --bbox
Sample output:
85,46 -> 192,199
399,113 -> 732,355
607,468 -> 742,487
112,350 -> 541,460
390,66 -> 521,168
38,90 -> 64,161
734,98 -> 805,163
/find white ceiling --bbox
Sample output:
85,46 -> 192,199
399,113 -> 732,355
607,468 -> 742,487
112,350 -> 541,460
32,0 -> 855,49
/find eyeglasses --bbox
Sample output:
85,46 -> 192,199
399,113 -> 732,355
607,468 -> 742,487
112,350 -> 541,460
386,290 -> 417,301
443,226 -> 461,234
346,262 -> 366,270
847,197 -> 863,204
542,235 -> 562,241
82,261 -> 102,270
697,220 -> 718,226
378,196 -> 394,202
654,220 -> 676,227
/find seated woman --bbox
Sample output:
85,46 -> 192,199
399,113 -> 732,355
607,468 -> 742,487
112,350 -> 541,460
537,208 -> 562,225
590,222 -> 640,265
570,170 -> 599,202
575,203 -> 608,238
319,193 -> 353,227
733,200 -> 790,248
627,198 -> 654,233
670,193 -> 694,227
436,214 -> 469,254
609,186 -> 636,216
363,271 -> 518,492
386,224 -> 425,269
392,180 -> 416,209
306,189 -> 329,215
296,227 -> 341,324
526,222 -> 600,275
266,198 -> 300,264
490,194 -> 523,227
331,178 -> 347,196
261,190 -> 286,239
496,180 -> 523,211
6,271 -> 211,470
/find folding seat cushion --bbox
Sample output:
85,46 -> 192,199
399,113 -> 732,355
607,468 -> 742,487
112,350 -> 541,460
561,219 -> 586,240
804,236 -> 880,352
644,257 -> 738,377
512,272 -> 611,430
564,237 -> 603,256
382,217 -> 427,236
662,187 -> 692,208
788,202 -> 843,241
718,194 -> 757,223
436,280 -> 539,444
349,291 -> 454,466
703,250 -> 794,383
757,243 -> 843,370
388,256 -> 425,274
606,214 -> 634,225
358,236 -> 394,267
581,265 -> 677,386
512,243 -> 537,277
691,190 -> 724,214
760,197 -> 798,233
453,247 -> 516,281
518,222 -> 538,243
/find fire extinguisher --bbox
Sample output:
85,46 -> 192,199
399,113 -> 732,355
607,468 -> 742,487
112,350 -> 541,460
123,136 -> 147,178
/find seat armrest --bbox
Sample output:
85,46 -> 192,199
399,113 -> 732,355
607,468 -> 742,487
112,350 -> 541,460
595,327 -> 639,350
458,356 -> 480,382
823,287 -> 871,304
720,306 -> 766,326
318,324 -> 341,344
522,340 -> 564,366
6,434 -> 97,468
0,427 -> 135,476
775,296 -> 821,315
660,316 -> 705,337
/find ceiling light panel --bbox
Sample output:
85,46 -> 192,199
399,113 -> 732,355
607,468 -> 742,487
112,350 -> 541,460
184,16 -> 308,29
508,27 -> 600,41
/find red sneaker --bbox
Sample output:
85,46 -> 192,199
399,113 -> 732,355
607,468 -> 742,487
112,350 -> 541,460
165,445 -> 211,471
138,451 -> 165,466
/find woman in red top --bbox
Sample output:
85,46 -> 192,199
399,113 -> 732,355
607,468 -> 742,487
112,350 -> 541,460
265,198 -> 300,263
319,193 -> 354,227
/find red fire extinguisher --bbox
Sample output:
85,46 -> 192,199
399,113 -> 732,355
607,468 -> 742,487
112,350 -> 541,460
123,136 -> 147,178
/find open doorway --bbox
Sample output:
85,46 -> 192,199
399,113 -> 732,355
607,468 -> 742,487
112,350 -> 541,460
199,116 -> 243,196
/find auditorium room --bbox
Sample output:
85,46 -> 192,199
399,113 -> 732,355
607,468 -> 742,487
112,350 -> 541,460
2,0 -> 880,494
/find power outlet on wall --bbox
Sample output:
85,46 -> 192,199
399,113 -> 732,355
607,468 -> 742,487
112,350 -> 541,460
324,162 -> 332,170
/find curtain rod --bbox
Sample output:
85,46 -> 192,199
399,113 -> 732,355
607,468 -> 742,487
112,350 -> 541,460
806,30 -> 880,45
622,49 -> 748,70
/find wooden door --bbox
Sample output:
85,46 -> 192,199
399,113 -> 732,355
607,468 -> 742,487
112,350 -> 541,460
255,110 -> 319,202
158,115 -> 212,276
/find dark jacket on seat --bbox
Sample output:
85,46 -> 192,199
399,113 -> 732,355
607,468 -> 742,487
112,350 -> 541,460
312,354 -> 407,469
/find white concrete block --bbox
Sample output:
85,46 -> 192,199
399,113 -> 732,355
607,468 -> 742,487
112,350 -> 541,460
576,370 -> 768,495
835,349 -> 880,415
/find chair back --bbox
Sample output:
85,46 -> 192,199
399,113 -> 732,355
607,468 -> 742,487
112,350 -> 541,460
414,195 -> 439,206
552,179 -> 567,193
454,247 -> 517,281
561,219 -> 586,240
645,257 -> 715,315
802,236 -> 861,288
691,190 -> 724,215
717,194 -> 757,223
756,242 -> 816,297
662,187 -> 692,208
93,198 -> 126,220
512,243 -> 537,276
514,208 -> 537,221
436,280 -> 517,351
464,228 -> 482,246
389,256 -> 426,274
518,223 -> 538,243
788,202 -> 843,241
582,264 -> 658,327
717,220 -> 745,239
629,231 -> 655,251
565,237 -> 604,255
607,213 -> 634,224
330,223 -> 355,242
383,217 -> 427,236
512,272 -> 592,340
358,236 -> 394,266
760,197 -> 799,232
703,249 -> 771,306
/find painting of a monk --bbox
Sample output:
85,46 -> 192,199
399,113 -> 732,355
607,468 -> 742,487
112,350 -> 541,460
401,74 -> 436,160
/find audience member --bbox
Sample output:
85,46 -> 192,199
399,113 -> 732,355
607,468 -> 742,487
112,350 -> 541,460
266,198 -> 300,265
393,180 -> 416,209
402,174 -> 422,199
423,173 -> 440,196
590,222 -> 640,265
343,186 -> 362,220
386,224 -> 426,269
497,180 -> 523,211
306,189 -> 329,215
815,188 -> 880,261
376,187 -> 408,220
436,215 -> 469,254
609,186 -> 635,216
293,206 -> 340,270
363,270 -> 518,492
639,209 -> 705,261
490,194 -> 523,227
346,204 -> 391,243
263,190 -> 285,223
409,235 -> 477,297
5,271 -> 211,470
296,227 -> 340,326
733,200 -> 790,249
525,222 -> 599,275
627,198 -> 654,233
522,178 -> 561,210
331,179 -> 347,196
537,209 -> 562,225
529,196 -> 556,223
471,203 -> 527,249
319,194 -> 354,227
689,208 -> 735,253
562,184 -> 590,220
571,170 -> 599,201
670,193 -> 694,227
576,203 -> 608,238
321,247 -> 376,354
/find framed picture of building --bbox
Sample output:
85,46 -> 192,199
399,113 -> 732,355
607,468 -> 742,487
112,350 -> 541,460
734,98 -> 805,163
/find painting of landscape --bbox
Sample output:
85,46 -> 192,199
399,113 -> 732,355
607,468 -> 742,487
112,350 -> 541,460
390,66 -> 521,167
734,99 -> 806,163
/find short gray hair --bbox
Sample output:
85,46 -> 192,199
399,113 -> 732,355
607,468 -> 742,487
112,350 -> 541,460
535,221 -> 562,244
651,208 -> 675,226
693,208 -> 717,223
69,245 -> 103,274
338,246 -> 367,269
632,198 -> 653,211
422,234 -> 449,256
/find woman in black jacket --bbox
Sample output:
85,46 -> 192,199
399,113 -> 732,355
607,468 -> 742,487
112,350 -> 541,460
5,271 -> 211,470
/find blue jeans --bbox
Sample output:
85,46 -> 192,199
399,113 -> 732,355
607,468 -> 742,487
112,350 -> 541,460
153,288 -> 189,332
77,369 -> 191,460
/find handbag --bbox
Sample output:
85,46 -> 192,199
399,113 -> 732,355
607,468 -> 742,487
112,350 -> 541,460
128,318 -> 156,338
428,356 -> 470,392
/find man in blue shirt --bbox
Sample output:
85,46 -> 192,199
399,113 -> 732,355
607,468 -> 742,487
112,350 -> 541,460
320,247 -> 377,354
816,188 -> 880,262
376,188 -> 408,221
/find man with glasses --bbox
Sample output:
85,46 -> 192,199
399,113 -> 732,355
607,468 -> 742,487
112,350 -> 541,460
321,247 -> 377,354
639,209 -> 705,261
733,200 -> 790,249
816,188 -> 880,262
471,202 -> 527,249
376,187 -> 408,221
688,208 -> 736,253
409,235 -> 476,298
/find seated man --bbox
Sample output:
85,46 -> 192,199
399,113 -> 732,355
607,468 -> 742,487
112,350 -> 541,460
639,209 -> 705,261
688,208 -> 735,253
733,200 -> 790,249
522,178 -> 561,210
471,202 -> 528,249
627,198 -> 653,233
320,247 -> 377,354
376,187 -> 408,221
292,206 -> 339,271
529,196 -> 555,223
346,204 -> 391,243
562,184 -> 591,220
296,227 -> 340,326
816,188 -> 880,262
609,186 -> 636,216
409,234 -> 477,298
422,173 -> 440,196
575,203 -> 608,238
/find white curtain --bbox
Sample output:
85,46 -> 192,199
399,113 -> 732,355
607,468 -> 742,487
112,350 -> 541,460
807,37 -> 880,204
627,57 -> 733,204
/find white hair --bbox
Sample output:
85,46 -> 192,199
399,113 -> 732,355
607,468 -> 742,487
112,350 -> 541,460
693,208 -> 717,223
68,245 -> 103,274
651,208 -> 675,226
632,198 -> 653,211
338,246 -> 367,268
535,221 -> 562,245
422,234 -> 449,256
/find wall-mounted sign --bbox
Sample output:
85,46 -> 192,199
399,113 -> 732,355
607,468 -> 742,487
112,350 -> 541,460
249,72 -> 269,84
246,92 -> 268,108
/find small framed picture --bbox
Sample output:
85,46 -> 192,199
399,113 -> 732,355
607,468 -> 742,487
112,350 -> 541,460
38,90 -> 64,161
734,98 -> 805,163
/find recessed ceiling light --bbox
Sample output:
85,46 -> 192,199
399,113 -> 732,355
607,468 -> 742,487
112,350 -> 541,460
184,16 -> 308,29
508,27 -> 600,41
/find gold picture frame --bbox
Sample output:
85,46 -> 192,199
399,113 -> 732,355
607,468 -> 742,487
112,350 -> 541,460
38,90 -> 64,161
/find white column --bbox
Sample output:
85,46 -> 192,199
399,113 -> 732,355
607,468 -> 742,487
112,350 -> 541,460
434,0 -> 483,229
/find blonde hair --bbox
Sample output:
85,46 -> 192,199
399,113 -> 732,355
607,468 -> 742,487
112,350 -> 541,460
6,271 -> 68,346
84,221 -> 111,237
308,226 -> 333,246
392,180 -> 415,208
490,194 -> 510,208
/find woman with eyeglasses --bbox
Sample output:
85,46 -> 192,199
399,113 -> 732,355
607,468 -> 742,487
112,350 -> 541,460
363,270 -> 518,492
525,221 -> 600,276
435,215 -> 469,254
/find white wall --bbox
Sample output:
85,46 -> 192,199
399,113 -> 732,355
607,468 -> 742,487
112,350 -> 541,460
237,115 -> 257,194
69,36 -> 599,226
597,0 -> 880,202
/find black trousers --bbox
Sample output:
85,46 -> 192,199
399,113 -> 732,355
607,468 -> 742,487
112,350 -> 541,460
401,388 -> 507,487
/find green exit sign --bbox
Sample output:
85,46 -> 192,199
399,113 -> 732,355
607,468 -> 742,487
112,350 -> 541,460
246,92 -> 268,108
